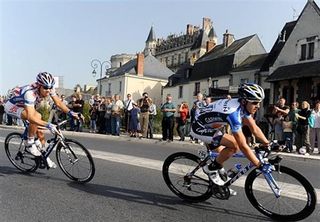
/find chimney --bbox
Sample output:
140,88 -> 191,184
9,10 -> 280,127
206,40 -> 216,52
136,53 -> 144,77
223,29 -> 235,48
202,17 -> 212,32
186,24 -> 194,35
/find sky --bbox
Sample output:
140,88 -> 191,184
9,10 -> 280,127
0,0 -> 315,95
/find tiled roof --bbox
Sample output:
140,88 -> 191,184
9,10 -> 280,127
109,54 -> 173,80
189,35 -> 256,81
232,53 -> 268,72
260,21 -> 297,72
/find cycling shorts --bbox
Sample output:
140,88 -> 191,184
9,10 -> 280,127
190,121 -> 224,148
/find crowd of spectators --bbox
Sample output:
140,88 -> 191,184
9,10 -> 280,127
1,92 -> 319,155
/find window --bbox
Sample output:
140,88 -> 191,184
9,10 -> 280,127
212,80 -> 218,88
185,52 -> 188,62
171,55 -> 175,65
119,81 -> 122,92
307,42 -> 314,59
299,36 -> 316,61
179,86 -> 183,98
178,54 -> 181,64
300,44 -> 307,61
194,82 -> 200,95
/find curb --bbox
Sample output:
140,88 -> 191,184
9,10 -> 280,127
1,124 -> 319,162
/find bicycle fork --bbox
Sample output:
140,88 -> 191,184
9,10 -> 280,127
263,171 -> 281,198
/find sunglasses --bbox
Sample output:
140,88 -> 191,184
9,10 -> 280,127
43,86 -> 53,90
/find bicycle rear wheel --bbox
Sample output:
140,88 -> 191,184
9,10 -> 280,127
162,152 -> 212,202
56,139 -> 95,183
4,132 -> 39,173
245,165 -> 317,221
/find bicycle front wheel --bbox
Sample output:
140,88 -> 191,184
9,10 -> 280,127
4,132 -> 39,173
56,139 -> 95,183
245,165 -> 317,221
162,152 -> 212,202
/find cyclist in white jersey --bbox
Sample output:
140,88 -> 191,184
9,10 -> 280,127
4,72 -> 78,168
190,83 -> 269,186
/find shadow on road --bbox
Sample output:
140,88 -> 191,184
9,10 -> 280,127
68,182 -> 270,221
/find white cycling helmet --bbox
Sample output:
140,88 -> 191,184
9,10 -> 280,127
36,72 -> 55,88
238,83 -> 265,102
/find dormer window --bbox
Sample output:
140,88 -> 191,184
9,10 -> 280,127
298,36 -> 317,61
169,79 -> 173,86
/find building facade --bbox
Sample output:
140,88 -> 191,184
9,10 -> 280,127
144,17 -> 218,72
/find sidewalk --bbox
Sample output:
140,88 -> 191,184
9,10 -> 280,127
1,124 -> 319,162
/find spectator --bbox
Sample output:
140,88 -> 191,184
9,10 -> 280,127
0,98 -> 5,124
192,93 -> 205,144
104,97 -> 112,134
296,101 -> 312,155
89,95 -> 95,107
89,105 -> 98,133
111,94 -> 124,136
282,115 -> 293,152
129,102 -> 140,137
137,92 -> 152,138
73,93 -> 84,132
288,101 -> 300,144
310,100 -> 320,154
161,94 -> 176,142
147,100 -> 157,139
273,97 -> 290,117
68,95 -> 77,131
204,96 -> 212,106
124,93 -> 135,133
177,101 -> 189,141
273,112 -> 284,141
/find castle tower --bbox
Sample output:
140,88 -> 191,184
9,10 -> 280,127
144,25 -> 157,56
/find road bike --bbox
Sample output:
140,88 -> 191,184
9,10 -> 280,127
162,143 -> 317,221
4,120 -> 95,183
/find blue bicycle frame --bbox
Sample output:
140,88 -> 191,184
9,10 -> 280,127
207,149 -> 281,198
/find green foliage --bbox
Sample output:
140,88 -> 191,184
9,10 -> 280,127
37,105 -> 50,122
152,108 -> 163,134
82,101 -> 91,128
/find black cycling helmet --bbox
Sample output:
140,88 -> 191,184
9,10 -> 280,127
36,72 -> 55,88
238,83 -> 265,102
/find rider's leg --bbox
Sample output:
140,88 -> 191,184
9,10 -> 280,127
20,110 -> 42,156
215,134 -> 240,165
37,129 -> 46,147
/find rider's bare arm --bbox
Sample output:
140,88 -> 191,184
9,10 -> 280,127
243,117 -> 269,145
22,106 -> 48,127
233,130 -> 260,166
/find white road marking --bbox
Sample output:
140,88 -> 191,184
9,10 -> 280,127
1,137 -> 319,203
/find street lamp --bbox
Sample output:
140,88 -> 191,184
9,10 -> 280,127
91,59 -> 111,95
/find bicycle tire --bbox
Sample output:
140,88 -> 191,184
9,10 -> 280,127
56,139 -> 95,183
4,132 -> 39,173
245,165 -> 317,221
162,152 -> 213,202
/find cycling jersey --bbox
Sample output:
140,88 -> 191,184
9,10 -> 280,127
5,83 -> 56,118
8,83 -> 56,107
190,98 -> 251,146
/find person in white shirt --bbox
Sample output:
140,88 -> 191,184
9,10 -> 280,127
310,101 -> 320,154
124,93 -> 135,132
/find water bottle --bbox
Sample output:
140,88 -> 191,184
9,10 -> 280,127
227,163 -> 242,178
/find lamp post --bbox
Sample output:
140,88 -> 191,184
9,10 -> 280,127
91,59 -> 111,95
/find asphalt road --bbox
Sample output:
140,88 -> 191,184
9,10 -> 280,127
0,128 -> 319,222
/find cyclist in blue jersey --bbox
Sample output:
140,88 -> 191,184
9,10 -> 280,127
4,72 -> 78,168
190,83 -> 269,186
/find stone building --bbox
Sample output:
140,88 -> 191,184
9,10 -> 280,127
144,17 -> 217,72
